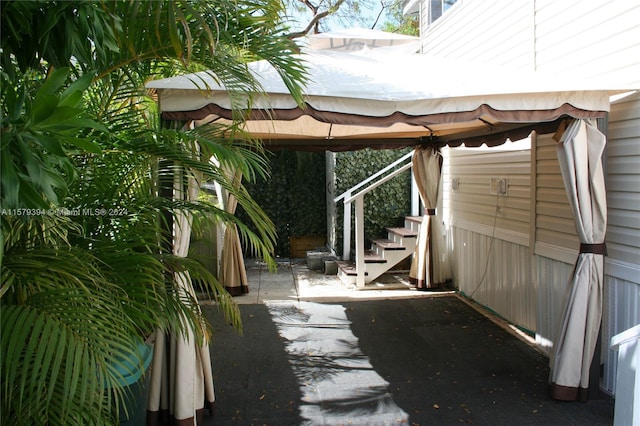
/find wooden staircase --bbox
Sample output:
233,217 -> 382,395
337,216 -> 422,286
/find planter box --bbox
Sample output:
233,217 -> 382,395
290,236 -> 326,258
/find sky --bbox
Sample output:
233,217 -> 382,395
283,0 -> 392,34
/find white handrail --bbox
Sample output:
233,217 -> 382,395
333,151 -> 414,202
336,150 -> 415,267
344,162 -> 412,204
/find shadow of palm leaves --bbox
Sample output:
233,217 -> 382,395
267,302 -> 408,423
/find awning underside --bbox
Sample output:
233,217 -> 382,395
163,102 -> 603,151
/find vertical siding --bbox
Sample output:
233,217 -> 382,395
534,256 -> 575,355
452,227 -> 536,331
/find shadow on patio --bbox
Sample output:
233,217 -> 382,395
202,261 -> 614,425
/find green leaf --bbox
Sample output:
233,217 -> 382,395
38,135 -> 66,156
1,148 -> 20,208
33,106 -> 84,129
18,176 -> 51,209
60,71 -> 96,101
59,117 -> 108,133
7,84 -> 26,122
31,93 -> 59,124
39,68 -> 70,96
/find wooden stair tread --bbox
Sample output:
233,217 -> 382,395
337,217 -> 420,285
336,261 -> 368,276
406,216 -> 423,223
387,227 -> 418,237
371,239 -> 407,250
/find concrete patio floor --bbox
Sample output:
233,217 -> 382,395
232,258 -> 452,304
202,259 -> 615,425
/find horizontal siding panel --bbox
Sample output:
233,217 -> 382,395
608,124 -> 640,144
537,187 -> 570,204
536,133 -> 558,147
446,164 -> 529,175
536,148 -> 558,161
536,11 -> 639,62
536,202 -> 574,220
537,30 -> 640,83
456,179 -> 531,194
606,137 -> 640,157
535,130 -> 576,252
607,174 -> 640,193
608,192 -> 640,213
452,211 -> 530,233
607,156 -> 640,175
423,0 -> 533,69
606,243 -> 640,265
506,187 -> 531,199
448,144 -> 532,242
607,91 -> 639,269
536,229 -> 579,249
537,215 -> 577,234
610,95 -> 640,121
534,0 -> 640,82
453,175 -> 531,186
451,205 -> 530,224
451,192 -> 530,209
452,186 -> 530,201
536,175 -> 565,189
449,150 -> 530,165
536,159 -> 562,173
607,225 -> 640,248
450,192 -> 509,208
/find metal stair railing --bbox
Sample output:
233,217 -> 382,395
334,150 -> 414,287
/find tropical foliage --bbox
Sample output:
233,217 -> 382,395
1,1 -> 306,424
239,151 -> 326,257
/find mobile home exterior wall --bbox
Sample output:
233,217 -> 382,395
420,0 -> 640,395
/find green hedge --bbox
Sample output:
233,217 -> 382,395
239,151 -> 326,257
239,148 -> 412,258
334,148 -> 412,255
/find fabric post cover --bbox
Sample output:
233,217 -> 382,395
549,119 -> 607,402
409,147 -> 443,289
147,166 -> 216,424
218,168 -> 249,296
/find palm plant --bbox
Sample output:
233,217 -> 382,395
1,1 -> 306,424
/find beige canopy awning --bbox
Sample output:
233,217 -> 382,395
145,29 -> 628,151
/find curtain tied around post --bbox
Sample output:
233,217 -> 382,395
549,119 -> 607,402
